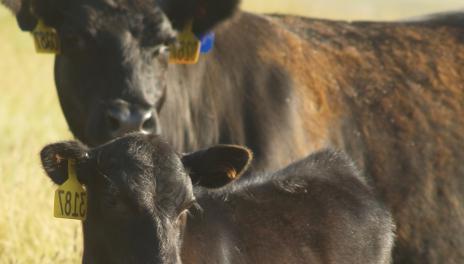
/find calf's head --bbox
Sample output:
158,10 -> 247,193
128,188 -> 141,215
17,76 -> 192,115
3,0 -> 239,146
40,133 -> 252,263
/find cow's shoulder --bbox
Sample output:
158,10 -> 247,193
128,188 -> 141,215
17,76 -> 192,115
267,12 -> 464,45
266,14 -> 355,43
404,10 -> 464,27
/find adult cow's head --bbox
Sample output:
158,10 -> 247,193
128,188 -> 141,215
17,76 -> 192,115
2,0 -> 239,146
40,133 -> 252,263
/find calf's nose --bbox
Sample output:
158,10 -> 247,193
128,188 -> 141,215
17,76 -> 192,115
106,101 -> 160,136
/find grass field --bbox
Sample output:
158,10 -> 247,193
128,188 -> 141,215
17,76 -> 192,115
243,0 -> 463,20
0,1 -> 462,263
0,6 -> 81,264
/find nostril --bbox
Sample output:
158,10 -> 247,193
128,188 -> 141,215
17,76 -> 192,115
142,117 -> 155,132
141,112 -> 161,135
105,100 -> 133,134
105,100 -> 158,135
106,113 -> 120,132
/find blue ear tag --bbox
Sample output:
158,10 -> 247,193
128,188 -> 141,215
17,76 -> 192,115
198,32 -> 215,53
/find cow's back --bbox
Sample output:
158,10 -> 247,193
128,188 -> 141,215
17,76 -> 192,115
269,14 -> 464,263
162,11 -> 464,263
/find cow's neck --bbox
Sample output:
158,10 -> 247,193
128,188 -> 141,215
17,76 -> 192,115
163,11 -> 325,172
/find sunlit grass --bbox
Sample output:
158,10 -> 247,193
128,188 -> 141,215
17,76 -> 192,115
0,1 -> 463,263
243,0 -> 463,20
0,7 -> 79,264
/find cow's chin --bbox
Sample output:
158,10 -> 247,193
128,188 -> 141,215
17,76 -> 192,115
84,123 -> 159,147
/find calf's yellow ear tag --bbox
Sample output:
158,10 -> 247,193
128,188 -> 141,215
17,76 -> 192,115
169,21 -> 201,64
32,20 -> 60,54
54,159 -> 87,220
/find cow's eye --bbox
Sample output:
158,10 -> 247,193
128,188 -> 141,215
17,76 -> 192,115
151,45 -> 169,57
151,36 -> 176,56
164,36 -> 177,46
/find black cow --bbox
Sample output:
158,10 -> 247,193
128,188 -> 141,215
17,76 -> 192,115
40,133 -> 395,264
3,0 -> 464,263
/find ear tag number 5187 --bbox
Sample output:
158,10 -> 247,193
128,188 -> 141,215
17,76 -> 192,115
53,160 -> 87,220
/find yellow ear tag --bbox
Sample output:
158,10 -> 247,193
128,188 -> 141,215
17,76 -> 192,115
53,160 -> 87,220
32,20 -> 61,54
169,21 -> 201,64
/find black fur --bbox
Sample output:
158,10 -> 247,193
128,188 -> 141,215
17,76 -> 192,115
3,1 -> 464,262
40,134 -> 394,263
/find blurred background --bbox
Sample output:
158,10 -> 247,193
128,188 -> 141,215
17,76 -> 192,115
0,0 -> 462,263
243,0 -> 463,19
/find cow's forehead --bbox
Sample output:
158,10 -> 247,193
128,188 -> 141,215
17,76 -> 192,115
61,0 -> 166,32
77,0 -> 159,11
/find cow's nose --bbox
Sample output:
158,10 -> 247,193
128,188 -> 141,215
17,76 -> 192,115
106,101 -> 160,136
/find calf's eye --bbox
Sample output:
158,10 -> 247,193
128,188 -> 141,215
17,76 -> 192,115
175,210 -> 188,228
177,200 -> 197,216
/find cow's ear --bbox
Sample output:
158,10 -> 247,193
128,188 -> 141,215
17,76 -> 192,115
160,0 -> 240,34
181,145 -> 252,188
40,141 -> 89,185
2,0 -> 63,31
2,0 -> 38,31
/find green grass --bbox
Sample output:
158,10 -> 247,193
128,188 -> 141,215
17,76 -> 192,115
0,1 -> 462,263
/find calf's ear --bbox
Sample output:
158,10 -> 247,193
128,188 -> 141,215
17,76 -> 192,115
181,145 -> 252,188
160,0 -> 240,34
40,141 -> 88,185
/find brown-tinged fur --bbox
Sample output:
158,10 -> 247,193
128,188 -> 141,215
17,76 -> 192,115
3,0 -> 463,261
248,14 -> 464,263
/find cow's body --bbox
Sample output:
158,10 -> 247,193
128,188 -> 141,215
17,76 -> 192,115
3,0 -> 464,261
162,12 -> 464,263
40,134 -> 394,264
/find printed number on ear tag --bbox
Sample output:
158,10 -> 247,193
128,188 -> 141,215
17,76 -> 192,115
53,160 -> 87,220
32,20 -> 60,54
169,22 -> 200,64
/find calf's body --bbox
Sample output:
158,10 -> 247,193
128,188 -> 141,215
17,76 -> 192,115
41,134 -> 394,264
182,151 -> 394,264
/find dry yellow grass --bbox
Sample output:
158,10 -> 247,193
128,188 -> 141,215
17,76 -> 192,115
0,7 -> 80,264
244,0 -> 463,20
0,1 -> 462,263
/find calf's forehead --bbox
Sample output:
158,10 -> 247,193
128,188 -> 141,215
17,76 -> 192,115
93,135 -> 186,180
91,135 -> 194,210
94,134 -> 169,161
